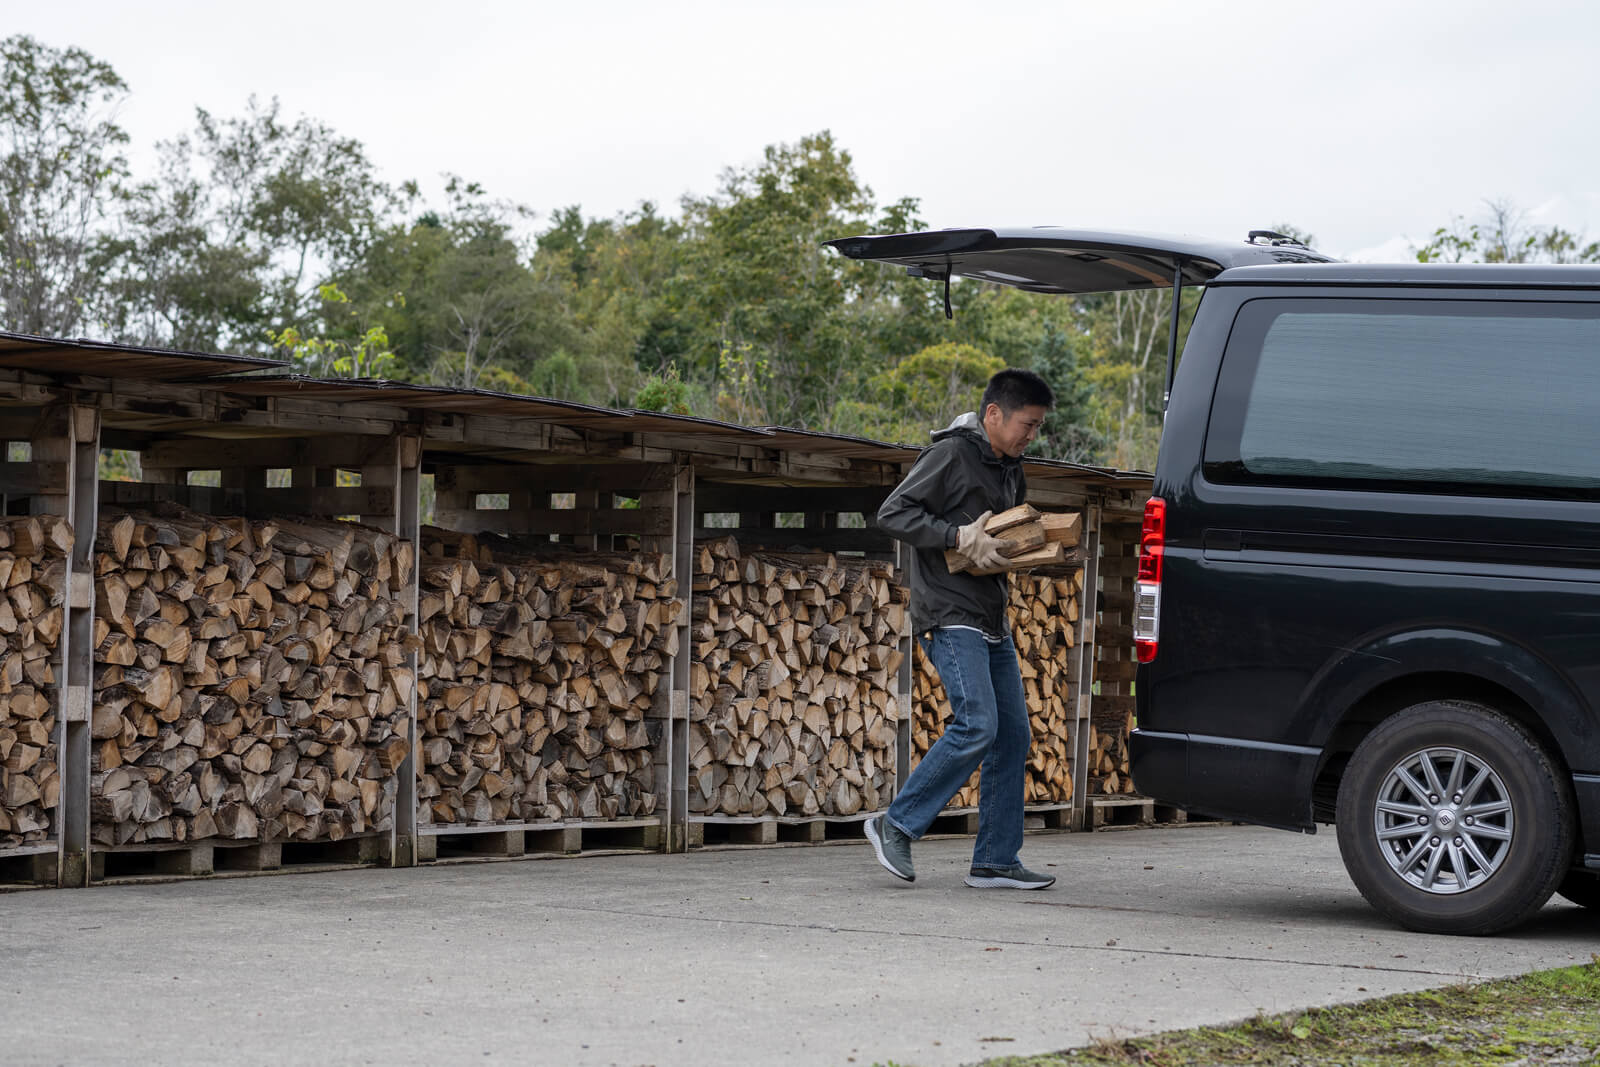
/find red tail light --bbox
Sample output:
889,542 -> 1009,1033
1134,496 -> 1165,663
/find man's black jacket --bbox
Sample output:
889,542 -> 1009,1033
876,411 -> 1026,635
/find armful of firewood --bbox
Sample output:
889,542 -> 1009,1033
944,507 -> 1082,574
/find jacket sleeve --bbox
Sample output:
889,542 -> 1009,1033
876,441 -> 962,550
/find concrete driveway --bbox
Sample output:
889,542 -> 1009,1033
2,824 -> 1595,1066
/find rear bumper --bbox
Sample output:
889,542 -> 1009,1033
1129,728 -> 1321,832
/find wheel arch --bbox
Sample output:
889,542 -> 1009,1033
1302,626 -> 1590,823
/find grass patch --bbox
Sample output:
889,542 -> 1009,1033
961,958 -> 1600,1066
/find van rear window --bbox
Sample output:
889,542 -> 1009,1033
1205,299 -> 1600,495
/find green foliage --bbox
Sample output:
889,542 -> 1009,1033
632,362 -> 692,414
337,175 -> 560,391
97,95 -> 398,354
1025,323 -> 1104,464
0,34 -> 131,336
1414,199 -> 1600,264
834,341 -> 1003,444
969,958 -> 1600,1066
98,448 -> 140,482
267,283 -> 396,378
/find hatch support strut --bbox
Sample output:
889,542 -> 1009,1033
1162,259 -> 1184,412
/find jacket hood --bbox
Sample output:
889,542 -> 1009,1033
930,410 -> 984,442
931,409 -> 1009,463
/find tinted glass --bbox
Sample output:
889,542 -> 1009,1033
1207,299 -> 1600,493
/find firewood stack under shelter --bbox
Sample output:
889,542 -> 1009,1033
0,516 -> 73,849
0,340 -> 1152,889
88,505 -> 415,846
414,528 -> 683,826
688,535 -> 907,819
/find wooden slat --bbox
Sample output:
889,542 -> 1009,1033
692,526 -> 895,553
454,506 -> 674,537
1096,555 -> 1141,578
693,483 -> 892,514
1092,693 -> 1136,716
434,461 -> 674,495
245,485 -> 396,516
0,460 -> 68,496
142,434 -> 397,471
1095,659 -> 1138,683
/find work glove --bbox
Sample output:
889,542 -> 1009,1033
954,511 -> 1010,572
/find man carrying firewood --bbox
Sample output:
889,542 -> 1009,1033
865,368 -> 1057,890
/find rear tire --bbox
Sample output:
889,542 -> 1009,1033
1335,700 -> 1572,935
1555,869 -> 1600,911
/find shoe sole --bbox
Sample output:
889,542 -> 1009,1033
865,819 -> 914,882
964,874 -> 1055,890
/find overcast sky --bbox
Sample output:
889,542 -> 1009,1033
14,1 -> 1600,262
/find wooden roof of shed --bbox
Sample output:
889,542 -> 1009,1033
0,331 -> 1152,488
209,376 -> 772,438
0,330 -> 287,380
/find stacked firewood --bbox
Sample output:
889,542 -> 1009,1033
416,529 -> 680,825
1088,704 -> 1136,794
0,516 -> 73,849
912,564 -> 1084,808
688,536 -> 906,818
90,505 -> 415,846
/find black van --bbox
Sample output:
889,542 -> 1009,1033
830,228 -> 1600,934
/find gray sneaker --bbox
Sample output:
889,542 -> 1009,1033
865,815 -> 914,882
964,864 -> 1055,890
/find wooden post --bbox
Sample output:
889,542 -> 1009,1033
1069,501 -> 1103,831
362,435 -> 422,865
31,406 -> 98,886
573,489 -> 599,550
647,465 -> 693,852
893,539 -> 913,797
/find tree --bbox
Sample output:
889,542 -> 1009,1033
336,177 -> 582,394
1414,199 -> 1600,264
533,200 -> 688,406
675,131 -> 900,427
266,282 -> 395,378
98,136 -> 267,350
1026,322 -> 1104,464
0,35 -> 130,336
1076,286 -> 1201,471
105,96 -> 397,353
833,342 -> 1003,445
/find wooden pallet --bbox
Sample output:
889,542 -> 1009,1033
417,819 -> 661,862
689,813 -> 875,848
925,808 -> 981,836
0,846 -> 56,887
924,803 -> 1079,837
92,834 -> 391,881
1087,795 -> 1155,830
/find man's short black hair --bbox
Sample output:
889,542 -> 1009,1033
981,368 -> 1055,416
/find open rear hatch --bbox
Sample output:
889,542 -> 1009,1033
826,226 -> 1337,405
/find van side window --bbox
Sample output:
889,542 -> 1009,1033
1204,299 -> 1600,495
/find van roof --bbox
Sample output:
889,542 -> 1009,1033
1211,262 -> 1600,289
826,227 -> 1336,295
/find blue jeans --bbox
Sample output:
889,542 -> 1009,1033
887,626 -> 1030,868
